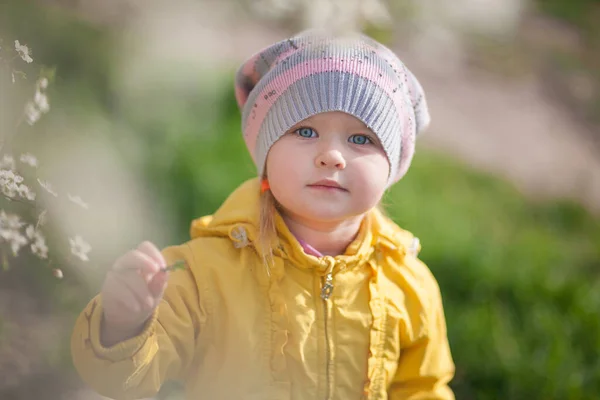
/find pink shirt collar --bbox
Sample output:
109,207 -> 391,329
296,237 -> 323,258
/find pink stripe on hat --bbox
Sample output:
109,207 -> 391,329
243,56 -> 410,163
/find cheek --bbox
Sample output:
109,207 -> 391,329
351,156 -> 389,203
265,140 -> 304,187
357,155 -> 389,186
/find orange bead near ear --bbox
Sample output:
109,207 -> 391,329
260,179 -> 270,193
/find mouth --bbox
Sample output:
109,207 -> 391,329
307,179 -> 348,192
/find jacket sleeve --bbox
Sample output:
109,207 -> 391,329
388,262 -> 455,400
70,244 -> 205,400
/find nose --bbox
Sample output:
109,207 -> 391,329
315,149 -> 346,170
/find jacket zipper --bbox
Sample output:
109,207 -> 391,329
321,272 -> 334,400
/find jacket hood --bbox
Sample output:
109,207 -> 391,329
190,178 -> 262,241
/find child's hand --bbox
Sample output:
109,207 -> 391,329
100,241 -> 169,347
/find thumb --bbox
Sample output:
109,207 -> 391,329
148,270 -> 169,299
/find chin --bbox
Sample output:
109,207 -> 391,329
288,203 -> 354,223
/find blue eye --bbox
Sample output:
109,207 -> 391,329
349,134 -> 371,145
295,127 -> 317,138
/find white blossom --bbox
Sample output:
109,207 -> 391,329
16,183 -> 35,201
69,235 -> 91,261
0,210 -> 25,230
9,231 -> 28,256
0,227 -> 12,241
38,77 -> 48,90
24,87 -> 50,125
34,90 -> 50,113
25,224 -> 37,239
1,169 -> 25,198
0,155 -> 15,170
37,178 -> 58,197
25,101 -> 41,125
19,153 -> 38,167
68,193 -> 89,209
31,237 -> 48,259
0,169 -> 35,201
1,181 -> 18,198
14,40 -> 33,63
0,169 -> 23,184
0,211 -> 27,256
26,225 -> 48,259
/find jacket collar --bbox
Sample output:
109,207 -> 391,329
189,178 -> 414,272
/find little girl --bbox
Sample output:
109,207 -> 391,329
71,30 -> 455,400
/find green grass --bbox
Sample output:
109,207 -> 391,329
537,0 -> 600,28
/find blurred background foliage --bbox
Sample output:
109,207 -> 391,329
0,0 -> 599,399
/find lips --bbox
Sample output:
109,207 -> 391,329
307,179 -> 348,191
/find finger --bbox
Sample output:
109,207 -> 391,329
113,250 -> 160,276
112,270 -> 154,310
137,241 -> 166,269
148,270 -> 169,299
104,275 -> 143,315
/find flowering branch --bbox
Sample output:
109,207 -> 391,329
0,37 -> 92,278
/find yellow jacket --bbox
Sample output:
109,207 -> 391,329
71,178 -> 454,400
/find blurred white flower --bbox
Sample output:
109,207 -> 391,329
8,231 -> 28,256
37,178 -> 58,197
25,224 -> 37,239
38,77 -> 48,90
34,90 -> 50,113
24,86 -> 50,125
26,225 -> 48,259
11,72 -> 15,84
0,211 -> 27,256
32,238 -> 49,259
0,155 -> 16,170
25,101 -> 42,125
16,183 -> 36,201
0,210 -> 25,230
69,235 -> 91,261
19,153 -> 38,167
0,169 -> 23,184
1,169 -> 27,199
14,40 -> 33,63
2,183 -> 18,198
53,268 -> 63,279
68,193 -> 89,209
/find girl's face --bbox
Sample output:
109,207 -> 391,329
266,111 -> 390,224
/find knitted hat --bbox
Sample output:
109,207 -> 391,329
235,30 -> 430,185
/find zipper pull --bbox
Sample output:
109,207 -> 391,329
321,273 -> 334,300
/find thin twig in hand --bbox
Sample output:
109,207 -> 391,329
161,259 -> 187,273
